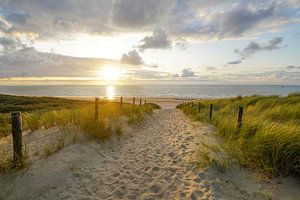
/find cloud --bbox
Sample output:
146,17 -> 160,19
137,29 -> 172,51
0,47 -> 116,77
120,49 -> 143,65
206,66 -> 217,71
129,68 -> 172,80
112,0 -> 173,29
235,37 -> 284,58
148,64 -> 159,68
169,1 -> 300,40
213,6 -> 275,38
227,37 -> 285,65
286,65 -> 300,70
226,59 -> 243,65
175,38 -> 188,50
0,0 -> 299,83
0,0 -> 298,43
181,68 -> 195,77
0,36 -> 23,51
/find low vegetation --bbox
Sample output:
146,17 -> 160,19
0,94 -> 159,139
0,94 -> 92,113
0,94 -> 159,170
178,93 -> 300,176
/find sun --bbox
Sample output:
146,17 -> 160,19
97,66 -> 121,81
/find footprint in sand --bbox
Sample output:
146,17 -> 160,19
1,109 -> 282,200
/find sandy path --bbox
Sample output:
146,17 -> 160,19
0,109 -> 299,200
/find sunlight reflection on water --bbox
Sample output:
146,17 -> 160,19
105,85 -> 115,100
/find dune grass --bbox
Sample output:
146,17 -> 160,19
177,93 -> 300,176
0,95 -> 159,139
0,95 -> 159,170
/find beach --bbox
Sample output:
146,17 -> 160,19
0,98 -> 299,200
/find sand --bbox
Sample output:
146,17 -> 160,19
0,101 -> 299,199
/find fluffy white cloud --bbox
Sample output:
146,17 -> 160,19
120,49 -> 143,65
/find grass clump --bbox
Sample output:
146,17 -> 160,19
178,93 -> 300,176
0,95 -> 160,139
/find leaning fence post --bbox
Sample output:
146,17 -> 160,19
198,102 -> 201,112
120,96 -> 123,109
133,97 -> 135,111
11,111 -> 22,165
237,106 -> 244,131
209,104 -> 213,119
139,98 -> 142,107
95,97 -> 99,120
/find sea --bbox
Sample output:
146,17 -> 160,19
0,85 -> 299,99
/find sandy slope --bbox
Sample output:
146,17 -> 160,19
0,108 -> 299,200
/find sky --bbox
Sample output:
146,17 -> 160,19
0,0 -> 300,85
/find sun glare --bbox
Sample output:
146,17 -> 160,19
106,85 -> 116,100
98,66 -> 121,81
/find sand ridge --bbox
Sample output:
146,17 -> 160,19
0,109 -> 299,199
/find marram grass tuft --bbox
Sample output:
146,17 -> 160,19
178,93 -> 300,176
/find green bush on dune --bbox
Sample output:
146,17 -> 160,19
178,93 -> 300,176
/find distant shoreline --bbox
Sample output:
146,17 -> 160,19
0,84 -> 299,100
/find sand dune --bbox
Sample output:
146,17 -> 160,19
0,108 -> 299,199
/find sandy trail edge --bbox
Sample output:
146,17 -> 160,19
0,109 -> 299,200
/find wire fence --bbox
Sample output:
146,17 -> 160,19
177,101 -> 244,132
0,126 -> 76,170
0,97 -> 149,170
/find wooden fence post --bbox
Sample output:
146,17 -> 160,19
120,96 -> 123,109
191,102 -> 194,107
237,106 -> 244,130
133,97 -> 135,111
95,97 -> 99,120
11,111 -> 22,165
209,104 -> 213,119
144,99 -> 146,105
139,98 -> 142,107
198,102 -> 201,112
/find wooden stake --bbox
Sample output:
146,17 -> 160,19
95,97 -> 99,120
139,98 -> 142,107
133,97 -> 135,111
209,104 -> 213,119
237,106 -> 244,131
11,111 -> 22,165
198,102 -> 201,112
120,96 -> 123,108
